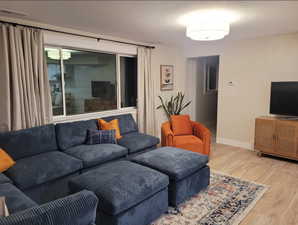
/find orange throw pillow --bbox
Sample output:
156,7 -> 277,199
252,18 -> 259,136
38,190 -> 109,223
98,119 -> 122,139
170,115 -> 193,136
0,149 -> 15,173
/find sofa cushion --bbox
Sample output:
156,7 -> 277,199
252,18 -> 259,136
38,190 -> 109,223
0,173 -> 11,184
69,161 -> 169,215
98,119 -> 122,139
118,132 -> 159,154
173,135 -> 203,146
132,147 -> 209,181
55,120 -> 98,150
5,151 -> 82,189
173,135 -> 203,153
65,144 -> 128,168
0,183 -> 37,214
86,129 -> 116,145
170,115 -> 193,136
0,124 -> 57,160
101,114 -> 138,135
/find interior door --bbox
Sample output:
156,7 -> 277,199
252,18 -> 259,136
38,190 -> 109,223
275,120 -> 298,158
255,118 -> 275,154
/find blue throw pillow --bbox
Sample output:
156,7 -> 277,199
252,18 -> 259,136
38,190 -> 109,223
86,129 -> 117,145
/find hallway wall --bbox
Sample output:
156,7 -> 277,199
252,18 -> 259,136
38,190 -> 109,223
186,57 -> 218,127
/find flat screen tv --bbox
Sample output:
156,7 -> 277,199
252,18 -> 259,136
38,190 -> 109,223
91,81 -> 115,99
270,82 -> 298,116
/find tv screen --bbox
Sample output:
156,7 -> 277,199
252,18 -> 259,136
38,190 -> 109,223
270,82 -> 298,116
91,81 -> 115,99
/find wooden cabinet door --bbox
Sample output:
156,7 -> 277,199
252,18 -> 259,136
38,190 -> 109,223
275,120 -> 298,158
255,118 -> 275,154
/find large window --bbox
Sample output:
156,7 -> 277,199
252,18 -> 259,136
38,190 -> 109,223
45,47 -> 137,117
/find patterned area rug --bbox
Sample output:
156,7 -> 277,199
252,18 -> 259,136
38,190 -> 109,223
152,172 -> 268,225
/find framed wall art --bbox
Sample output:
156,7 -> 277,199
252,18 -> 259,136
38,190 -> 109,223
160,65 -> 174,91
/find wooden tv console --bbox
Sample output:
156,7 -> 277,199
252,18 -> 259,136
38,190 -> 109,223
255,116 -> 298,160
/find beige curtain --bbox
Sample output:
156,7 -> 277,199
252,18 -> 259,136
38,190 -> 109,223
0,23 -> 52,132
137,47 -> 156,136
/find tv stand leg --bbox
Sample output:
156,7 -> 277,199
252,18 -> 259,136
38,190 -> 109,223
257,151 -> 263,157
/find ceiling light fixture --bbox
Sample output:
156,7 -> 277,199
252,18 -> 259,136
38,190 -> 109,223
186,20 -> 230,41
179,10 -> 238,41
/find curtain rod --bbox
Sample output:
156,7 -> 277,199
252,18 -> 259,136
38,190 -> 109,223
0,20 -> 155,49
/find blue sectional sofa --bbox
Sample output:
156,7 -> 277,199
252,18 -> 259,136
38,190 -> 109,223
0,114 -> 159,214
0,114 -> 210,225
0,113 -> 211,225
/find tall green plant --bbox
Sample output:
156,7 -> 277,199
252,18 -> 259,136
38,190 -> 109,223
157,92 -> 191,120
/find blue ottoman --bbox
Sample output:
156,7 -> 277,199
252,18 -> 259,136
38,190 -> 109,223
132,147 -> 210,207
69,161 -> 169,225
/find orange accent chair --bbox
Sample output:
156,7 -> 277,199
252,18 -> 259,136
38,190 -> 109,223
161,119 -> 211,155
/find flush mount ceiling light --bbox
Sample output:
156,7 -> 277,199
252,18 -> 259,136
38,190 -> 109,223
179,10 -> 238,41
186,20 -> 230,41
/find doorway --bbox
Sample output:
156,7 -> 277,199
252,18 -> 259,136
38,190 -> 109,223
186,55 -> 220,142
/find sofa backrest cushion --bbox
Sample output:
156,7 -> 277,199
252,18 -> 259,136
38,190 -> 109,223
0,124 -> 57,160
170,115 -> 193,136
55,119 -> 98,150
100,114 -> 138,135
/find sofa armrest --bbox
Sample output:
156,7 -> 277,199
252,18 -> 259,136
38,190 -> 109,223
0,190 -> 98,225
161,122 -> 174,146
0,173 -> 12,184
191,121 -> 211,155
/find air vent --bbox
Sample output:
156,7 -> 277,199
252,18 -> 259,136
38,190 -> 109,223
0,9 -> 28,17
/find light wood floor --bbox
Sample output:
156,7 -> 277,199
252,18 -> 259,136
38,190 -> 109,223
209,143 -> 298,225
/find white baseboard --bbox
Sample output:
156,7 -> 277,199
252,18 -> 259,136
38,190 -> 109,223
216,137 -> 254,151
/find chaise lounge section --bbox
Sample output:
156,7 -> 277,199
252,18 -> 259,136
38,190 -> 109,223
0,124 -> 83,203
69,161 -> 169,225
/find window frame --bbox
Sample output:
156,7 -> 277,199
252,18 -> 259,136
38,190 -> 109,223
118,54 -> 138,110
45,45 -> 137,121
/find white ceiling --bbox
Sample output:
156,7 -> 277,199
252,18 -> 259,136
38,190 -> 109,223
0,1 -> 298,47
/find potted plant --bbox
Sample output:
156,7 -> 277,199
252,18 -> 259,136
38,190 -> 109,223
157,92 -> 191,120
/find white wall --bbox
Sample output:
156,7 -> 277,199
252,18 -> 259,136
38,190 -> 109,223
185,32 -> 298,149
152,45 -> 187,138
185,58 -> 198,121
